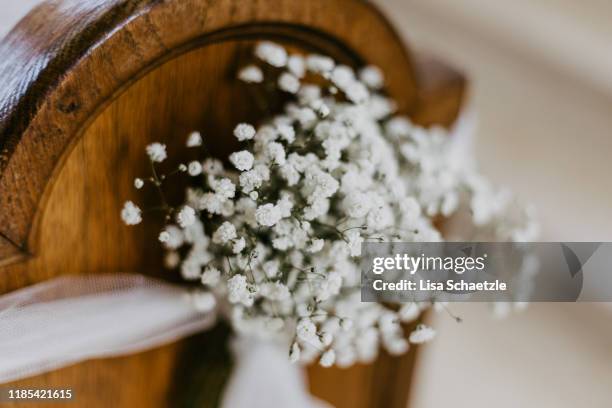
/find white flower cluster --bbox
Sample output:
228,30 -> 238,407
121,42 -> 538,367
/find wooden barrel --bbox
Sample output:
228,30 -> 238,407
0,1 -> 465,406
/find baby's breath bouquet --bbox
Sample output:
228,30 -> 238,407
121,42 -> 537,368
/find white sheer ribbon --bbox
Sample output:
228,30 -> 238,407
0,274 -> 215,383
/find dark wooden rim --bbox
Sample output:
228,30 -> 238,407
0,0 -> 435,265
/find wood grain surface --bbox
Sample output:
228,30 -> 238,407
0,0 -> 465,406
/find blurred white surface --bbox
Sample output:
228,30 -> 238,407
411,303 -> 612,408
2,1 -> 612,407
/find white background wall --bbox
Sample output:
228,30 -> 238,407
2,1 -> 612,407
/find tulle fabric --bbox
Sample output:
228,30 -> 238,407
0,274 -> 216,383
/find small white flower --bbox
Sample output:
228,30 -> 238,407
367,95 -> 395,119
296,318 -> 319,343
146,142 -> 167,162
255,41 -> 287,67
249,191 -> 259,200
379,312 -> 400,335
336,349 -> 358,368
255,203 -> 282,227
186,131 -> 203,147
222,200 -> 236,218
230,150 -> 255,171
359,65 -> 384,89
319,349 -> 336,367
386,117 -> 413,139
261,281 -> 290,301
302,167 -> 339,204
344,81 -> 369,104
188,161 -> 203,176
133,178 -> 144,189
298,85 -> 321,104
409,325 -> 436,344
310,99 -> 330,118
320,332 -> 333,347
330,65 -> 355,89
232,237 -> 246,254
177,206 -> 196,228
178,164 -> 187,172
275,194 -> 293,218
234,123 -> 256,141
121,201 -> 142,225
386,337 -> 409,355
303,198 -> 329,221
222,200 -> 235,217
212,178 -> 236,199
314,272 -> 342,301
255,125 -> 278,144
343,192 -> 371,218
306,54 -> 335,73
276,124 -> 295,143
289,342 -> 301,363
198,192 -> 224,214
279,163 -> 300,186
278,72 -> 300,94
212,221 -> 237,244
307,239 -> 324,253
227,274 -> 256,306
182,220 -> 206,245
339,318 -> 353,331
192,291 -> 216,313
201,267 -> 221,286
158,231 -> 170,243
265,142 -> 286,165
181,260 -> 201,281
296,303 -> 311,318
287,55 -> 306,78
240,168 -> 266,193
290,106 -> 317,129
398,302 -> 420,322
262,260 -> 280,278
238,65 -> 264,83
